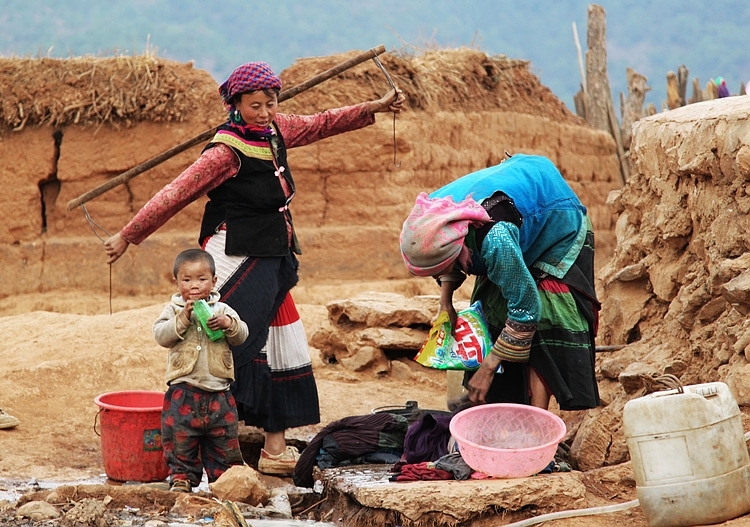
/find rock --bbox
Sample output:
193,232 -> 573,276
312,292 -> 439,373
339,345 -> 390,373
599,355 -> 631,380
724,361 -> 750,406
212,501 -> 248,527
209,464 -> 270,506
663,359 -> 688,376
723,270 -> 750,315
170,492 -> 223,518
389,358 -> 418,381
618,362 -> 657,394
266,488 -> 293,519
697,297 -> 728,322
357,326 -> 427,352
571,401 -> 630,470
326,292 -> 438,327
15,500 -> 60,520
320,464 -> 588,524
614,262 -> 647,282
606,188 -> 624,212
63,498 -> 106,525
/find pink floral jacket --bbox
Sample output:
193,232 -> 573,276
121,103 -> 375,245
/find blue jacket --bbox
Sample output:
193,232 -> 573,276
430,154 -> 589,324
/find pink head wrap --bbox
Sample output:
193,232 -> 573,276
400,192 -> 491,277
219,62 -> 282,104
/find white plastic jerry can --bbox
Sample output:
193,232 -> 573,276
623,382 -> 750,527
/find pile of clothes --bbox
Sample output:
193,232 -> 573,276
292,399 -> 572,488
293,403 -> 471,487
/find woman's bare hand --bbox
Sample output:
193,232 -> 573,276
369,88 -> 405,114
104,232 -> 130,264
439,302 -> 458,337
467,353 -> 502,404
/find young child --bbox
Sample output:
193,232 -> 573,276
153,248 -> 249,492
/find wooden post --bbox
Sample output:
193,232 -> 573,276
584,4 -> 627,183
585,4 -> 610,132
689,78 -> 704,104
677,65 -> 689,106
620,67 -> 650,150
666,71 -> 681,110
572,22 -> 589,119
705,80 -> 718,100
607,96 -> 629,185
66,45 -> 388,211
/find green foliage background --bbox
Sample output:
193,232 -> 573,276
1,0 -> 748,113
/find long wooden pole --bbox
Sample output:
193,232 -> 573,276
572,22 -> 587,95
66,45 -> 387,211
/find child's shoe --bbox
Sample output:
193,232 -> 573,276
257,446 -> 300,476
170,478 -> 192,493
0,409 -> 19,429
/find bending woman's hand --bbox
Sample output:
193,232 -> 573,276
437,268 -> 464,336
369,88 -> 405,114
467,353 -> 502,404
104,232 -> 130,264
439,300 -> 458,337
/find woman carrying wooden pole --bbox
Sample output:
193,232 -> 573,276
102,53 -> 404,483
67,45 -> 389,211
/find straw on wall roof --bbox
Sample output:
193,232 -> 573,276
0,48 -> 582,131
0,54 -> 219,130
279,47 -> 582,125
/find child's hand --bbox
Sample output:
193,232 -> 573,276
179,301 -> 194,326
207,313 -> 231,331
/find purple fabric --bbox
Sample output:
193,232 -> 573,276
219,62 -> 282,103
403,412 -> 454,464
292,412 -> 409,488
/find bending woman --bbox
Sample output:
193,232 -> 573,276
400,154 -> 600,411
105,61 -> 404,475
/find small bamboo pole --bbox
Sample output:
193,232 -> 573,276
595,345 -> 627,353
66,45 -> 388,211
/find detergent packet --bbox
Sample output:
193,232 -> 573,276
413,300 -> 495,370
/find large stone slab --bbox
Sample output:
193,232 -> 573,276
320,464 -> 588,527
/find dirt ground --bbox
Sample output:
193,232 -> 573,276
2,50 -> 749,527
0,286 -> 746,527
0,281 -> 449,480
0,283 -> 453,524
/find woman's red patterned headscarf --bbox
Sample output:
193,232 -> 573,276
219,62 -> 282,104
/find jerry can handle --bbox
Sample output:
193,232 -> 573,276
650,388 -> 682,398
693,385 -> 719,398
650,384 -> 718,399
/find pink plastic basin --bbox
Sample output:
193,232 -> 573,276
449,403 -> 566,478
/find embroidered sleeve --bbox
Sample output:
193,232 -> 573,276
121,144 -> 239,245
480,222 -> 542,325
275,102 -> 375,148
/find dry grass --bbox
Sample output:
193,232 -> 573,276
0,47 -> 580,131
279,47 -> 578,123
0,54 -> 214,130
402,47 -> 530,109
278,47 -> 529,111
